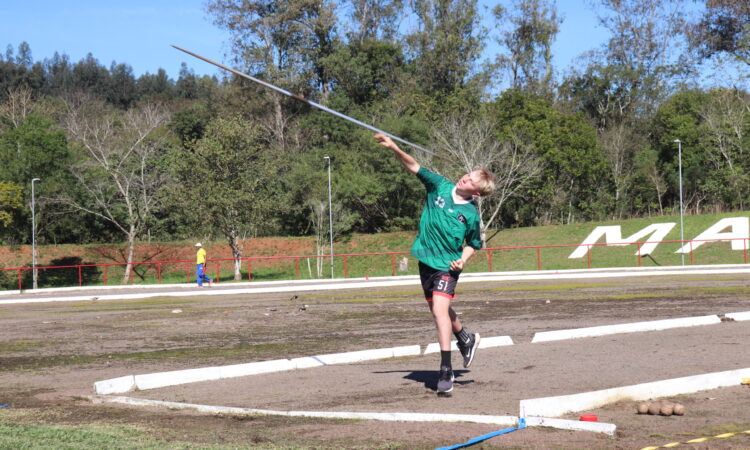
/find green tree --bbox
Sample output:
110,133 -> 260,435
492,0 -> 561,95
631,145 -> 667,215
169,115 -> 277,280
319,39 -> 406,106
345,0 -> 404,43
689,0 -> 750,67
652,89 -> 705,212
405,0 -> 487,97
489,90 -> 607,225
696,88 -> 750,210
0,91 -> 71,244
0,182 -> 22,228
208,0 -> 313,149
106,62 -> 138,109
71,53 -> 110,99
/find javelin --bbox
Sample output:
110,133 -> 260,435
172,45 -> 443,159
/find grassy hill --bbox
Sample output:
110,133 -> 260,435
2,210 -> 749,289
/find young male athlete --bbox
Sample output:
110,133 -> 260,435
374,133 -> 496,395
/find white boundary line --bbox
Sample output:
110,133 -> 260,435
90,395 -> 616,435
6,263 -> 750,305
519,367 -> 750,418
531,315 -> 721,343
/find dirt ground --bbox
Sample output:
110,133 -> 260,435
2,273 -> 750,449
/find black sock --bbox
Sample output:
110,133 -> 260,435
454,328 -> 470,344
440,350 -> 451,369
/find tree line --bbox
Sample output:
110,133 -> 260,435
1,0 -> 749,281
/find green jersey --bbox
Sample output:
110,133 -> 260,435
411,167 -> 483,271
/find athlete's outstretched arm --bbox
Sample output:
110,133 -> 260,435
374,133 -> 420,174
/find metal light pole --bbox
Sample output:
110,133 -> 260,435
31,178 -> 41,289
673,140 -> 685,265
324,157 -> 334,278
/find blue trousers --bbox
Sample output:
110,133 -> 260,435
196,264 -> 212,286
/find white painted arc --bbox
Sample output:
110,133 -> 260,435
91,395 -> 616,435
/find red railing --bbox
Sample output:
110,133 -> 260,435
2,237 -> 748,291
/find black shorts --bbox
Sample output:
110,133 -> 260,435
419,261 -> 460,301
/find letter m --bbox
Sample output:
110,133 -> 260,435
568,224 -> 676,259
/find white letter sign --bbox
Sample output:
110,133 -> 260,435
676,217 -> 749,253
568,223 -> 676,258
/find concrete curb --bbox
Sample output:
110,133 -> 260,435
311,345 -> 421,365
423,336 -> 514,354
93,375 -> 136,395
94,344 -> 423,395
524,416 -> 616,435
519,367 -> 750,418
531,315 -> 721,343
726,310 -> 750,321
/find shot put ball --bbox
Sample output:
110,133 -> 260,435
673,403 -> 685,416
648,401 -> 662,415
660,403 -> 674,416
637,403 -> 649,414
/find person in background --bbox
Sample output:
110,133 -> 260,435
195,243 -> 212,287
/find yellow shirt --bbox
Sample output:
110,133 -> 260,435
196,248 -> 207,265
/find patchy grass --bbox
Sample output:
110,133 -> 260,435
696,286 -> 750,293
697,422 -> 750,436
298,290 -> 422,301
0,399 -> 418,450
0,422 -> 191,450
63,297 -> 204,311
609,293 -> 676,300
484,283 -> 615,292
324,296 -> 413,304
331,310 -> 423,321
0,339 -> 48,354
0,341 -> 340,373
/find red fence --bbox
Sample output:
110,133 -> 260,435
2,237 -> 748,291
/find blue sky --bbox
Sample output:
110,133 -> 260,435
1,0 -> 609,80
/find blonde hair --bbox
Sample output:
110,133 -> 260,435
474,167 -> 496,197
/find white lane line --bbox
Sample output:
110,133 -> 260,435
531,315 -> 721,343
7,264 -> 750,305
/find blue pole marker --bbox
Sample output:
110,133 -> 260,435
0,404 -> 9,408
435,418 -> 527,450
